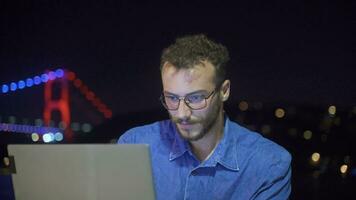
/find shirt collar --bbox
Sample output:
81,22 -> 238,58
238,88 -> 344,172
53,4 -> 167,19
168,116 -> 240,171
168,122 -> 190,161
205,116 -> 239,171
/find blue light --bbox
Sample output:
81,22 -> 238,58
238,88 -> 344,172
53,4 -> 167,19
0,123 -> 62,135
34,76 -> 41,85
48,71 -> 56,80
18,80 -> 25,89
43,133 -> 55,143
10,82 -> 17,91
55,69 -> 64,78
43,133 -> 52,143
49,133 -> 55,141
26,78 -> 34,87
41,74 -> 49,83
54,132 -> 64,141
1,68 -> 68,94
2,84 -> 9,93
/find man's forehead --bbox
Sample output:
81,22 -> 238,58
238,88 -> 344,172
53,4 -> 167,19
161,61 -> 215,83
161,62 -> 216,96
163,89 -> 209,96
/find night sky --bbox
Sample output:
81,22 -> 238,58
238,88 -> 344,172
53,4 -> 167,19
0,1 -> 355,118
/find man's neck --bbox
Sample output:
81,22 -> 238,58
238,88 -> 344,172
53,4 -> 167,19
189,112 -> 225,161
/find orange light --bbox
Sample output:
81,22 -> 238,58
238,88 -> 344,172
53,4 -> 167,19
98,103 -> 107,110
340,165 -> 348,174
79,85 -> 89,94
275,108 -> 285,118
86,91 -> 95,101
44,77 -> 72,141
238,101 -> 249,111
74,79 -> 82,88
92,99 -> 100,107
104,110 -> 113,118
67,71 -> 76,81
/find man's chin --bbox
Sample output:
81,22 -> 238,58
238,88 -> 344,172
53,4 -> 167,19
177,128 -> 204,141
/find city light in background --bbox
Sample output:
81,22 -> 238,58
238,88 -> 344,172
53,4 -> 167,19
234,100 -> 356,183
0,116 -> 94,143
1,69 -> 64,94
0,68 -> 112,143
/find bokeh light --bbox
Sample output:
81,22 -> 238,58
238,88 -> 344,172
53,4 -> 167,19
261,125 -> 271,135
82,123 -> 92,133
8,116 -> 16,124
67,71 -> 76,81
238,101 -> 249,111
55,69 -> 64,78
328,105 -> 336,115
58,121 -> 67,130
303,130 -> 313,140
48,71 -> 56,80
74,79 -> 82,88
18,80 -> 25,89
41,74 -> 49,83
10,82 -> 17,91
311,152 -> 320,162
43,133 -> 55,143
26,78 -> 34,87
34,76 -> 42,85
104,110 -> 113,118
3,157 -> 10,167
54,132 -> 64,142
31,133 -> 40,142
275,108 -> 285,118
2,84 -> 9,93
35,119 -> 43,126
71,122 -> 80,131
340,164 -> 348,174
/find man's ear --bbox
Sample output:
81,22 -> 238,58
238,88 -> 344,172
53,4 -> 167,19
220,80 -> 230,102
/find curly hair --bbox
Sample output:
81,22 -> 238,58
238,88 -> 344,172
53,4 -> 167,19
160,34 -> 230,86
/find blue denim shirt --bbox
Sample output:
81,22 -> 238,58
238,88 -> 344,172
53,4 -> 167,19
118,117 -> 291,200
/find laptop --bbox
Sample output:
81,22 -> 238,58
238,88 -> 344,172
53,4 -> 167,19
7,144 -> 156,200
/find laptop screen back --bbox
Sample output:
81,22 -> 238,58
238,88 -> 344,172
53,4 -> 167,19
8,144 -> 155,200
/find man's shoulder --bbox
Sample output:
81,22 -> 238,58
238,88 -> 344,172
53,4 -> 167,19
117,119 -> 173,144
229,120 -> 291,169
253,135 -> 291,169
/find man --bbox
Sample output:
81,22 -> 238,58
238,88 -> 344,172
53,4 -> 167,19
118,34 -> 291,200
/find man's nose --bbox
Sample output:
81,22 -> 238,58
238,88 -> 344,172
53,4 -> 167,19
176,100 -> 192,120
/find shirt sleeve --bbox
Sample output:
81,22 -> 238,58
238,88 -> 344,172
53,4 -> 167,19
117,128 -> 138,144
253,152 -> 292,200
117,134 -> 129,144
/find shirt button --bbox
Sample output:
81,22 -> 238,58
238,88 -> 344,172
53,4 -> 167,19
191,171 -> 197,176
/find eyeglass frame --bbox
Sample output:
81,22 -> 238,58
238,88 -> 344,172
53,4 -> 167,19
159,88 -> 218,111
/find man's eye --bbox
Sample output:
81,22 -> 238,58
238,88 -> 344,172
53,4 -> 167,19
165,96 -> 179,102
187,94 -> 205,103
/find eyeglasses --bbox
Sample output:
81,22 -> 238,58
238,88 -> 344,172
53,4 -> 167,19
160,89 -> 216,110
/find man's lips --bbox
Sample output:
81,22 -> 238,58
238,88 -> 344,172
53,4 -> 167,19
177,122 -> 196,130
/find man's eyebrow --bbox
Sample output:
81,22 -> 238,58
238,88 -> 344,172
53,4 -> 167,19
163,90 -> 208,96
